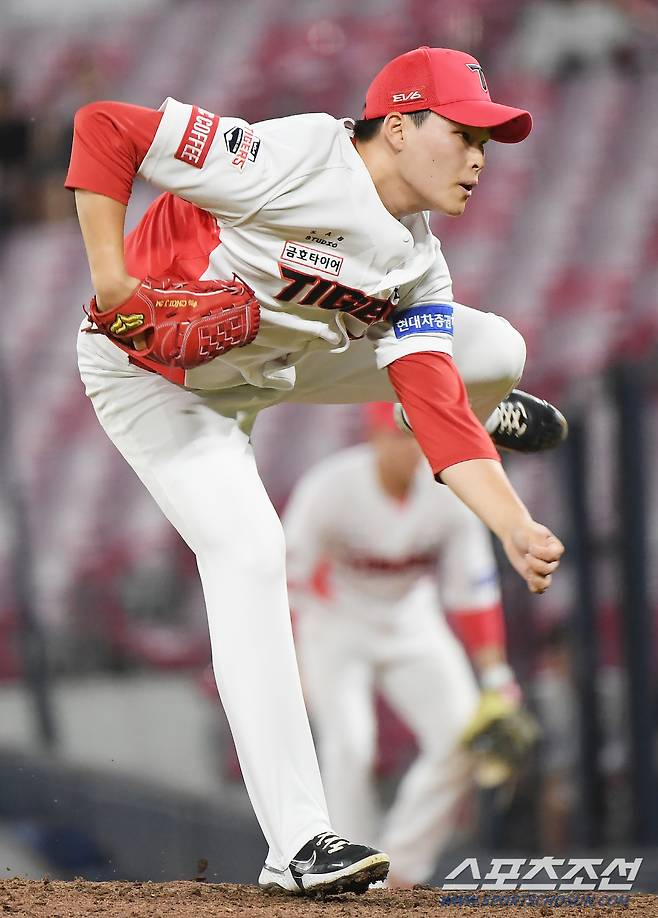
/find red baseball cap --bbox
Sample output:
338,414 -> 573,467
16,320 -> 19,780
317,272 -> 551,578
364,46 -> 532,143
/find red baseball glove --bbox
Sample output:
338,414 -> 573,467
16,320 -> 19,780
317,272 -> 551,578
85,276 -> 260,370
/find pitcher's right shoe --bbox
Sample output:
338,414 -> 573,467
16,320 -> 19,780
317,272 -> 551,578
394,390 -> 568,454
486,390 -> 568,453
258,831 -> 390,897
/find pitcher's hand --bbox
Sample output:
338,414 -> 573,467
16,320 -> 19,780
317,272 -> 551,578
502,522 -> 564,593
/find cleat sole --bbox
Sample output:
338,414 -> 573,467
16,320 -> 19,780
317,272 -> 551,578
305,854 -> 390,898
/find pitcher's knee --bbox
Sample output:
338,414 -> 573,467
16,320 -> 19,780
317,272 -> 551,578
490,316 -> 526,388
253,535 -> 287,588
236,512 -> 287,582
194,502 -> 287,582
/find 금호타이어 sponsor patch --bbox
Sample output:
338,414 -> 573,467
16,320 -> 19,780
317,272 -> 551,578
281,240 -> 343,277
392,303 -> 454,338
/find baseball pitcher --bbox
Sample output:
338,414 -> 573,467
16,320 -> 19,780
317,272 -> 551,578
65,46 -> 564,896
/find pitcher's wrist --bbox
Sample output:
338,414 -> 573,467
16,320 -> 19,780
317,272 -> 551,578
93,274 -> 141,311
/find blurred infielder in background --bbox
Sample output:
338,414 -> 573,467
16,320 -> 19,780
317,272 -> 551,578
65,45 -> 565,896
285,403 -> 534,888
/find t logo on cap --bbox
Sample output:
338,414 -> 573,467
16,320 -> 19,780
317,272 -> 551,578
466,63 -> 488,93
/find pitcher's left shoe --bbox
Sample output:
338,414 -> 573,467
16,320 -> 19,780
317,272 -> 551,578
486,390 -> 568,453
394,390 -> 568,454
258,832 -> 390,897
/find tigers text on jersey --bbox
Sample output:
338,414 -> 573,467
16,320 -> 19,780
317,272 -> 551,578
283,444 -> 500,617
137,100 -> 456,391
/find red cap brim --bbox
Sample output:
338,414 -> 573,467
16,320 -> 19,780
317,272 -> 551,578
431,99 -> 532,143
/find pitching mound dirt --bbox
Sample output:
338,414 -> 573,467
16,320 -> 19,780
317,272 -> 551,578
0,878 -> 653,916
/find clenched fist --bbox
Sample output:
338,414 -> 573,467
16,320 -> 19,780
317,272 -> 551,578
502,521 -> 564,594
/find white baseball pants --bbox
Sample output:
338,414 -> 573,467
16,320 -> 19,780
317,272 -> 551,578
77,305 -> 524,871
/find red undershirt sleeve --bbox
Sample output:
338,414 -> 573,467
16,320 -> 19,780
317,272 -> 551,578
448,603 -> 507,655
388,351 -> 500,479
65,101 -> 163,204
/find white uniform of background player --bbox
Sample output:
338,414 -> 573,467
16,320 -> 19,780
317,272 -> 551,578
285,412 -> 509,885
66,46 -> 562,889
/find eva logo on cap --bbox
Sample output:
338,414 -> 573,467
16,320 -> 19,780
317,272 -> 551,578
391,89 -> 426,104
466,63 -> 488,93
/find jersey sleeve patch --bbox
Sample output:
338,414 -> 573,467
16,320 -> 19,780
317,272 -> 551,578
223,125 -> 261,170
392,303 -> 454,339
174,106 -> 219,168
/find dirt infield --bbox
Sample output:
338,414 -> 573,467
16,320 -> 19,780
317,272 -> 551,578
0,879 -> 654,917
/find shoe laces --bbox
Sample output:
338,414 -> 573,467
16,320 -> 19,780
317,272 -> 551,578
496,400 -> 528,437
315,832 -> 349,854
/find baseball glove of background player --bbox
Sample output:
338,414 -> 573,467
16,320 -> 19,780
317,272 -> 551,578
85,276 -> 260,370
461,690 -> 539,788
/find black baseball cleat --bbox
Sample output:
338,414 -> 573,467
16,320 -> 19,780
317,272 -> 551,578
394,390 -> 568,454
487,389 -> 568,453
258,831 -> 390,897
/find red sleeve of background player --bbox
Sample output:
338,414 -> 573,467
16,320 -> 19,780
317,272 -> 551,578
448,603 -> 507,654
65,102 -> 163,204
388,351 -> 500,478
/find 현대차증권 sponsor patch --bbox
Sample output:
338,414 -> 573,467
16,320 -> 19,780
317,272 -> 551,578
392,303 -> 454,338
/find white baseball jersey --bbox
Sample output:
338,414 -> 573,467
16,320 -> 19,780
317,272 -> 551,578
138,101 -> 456,390
284,443 -> 501,619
